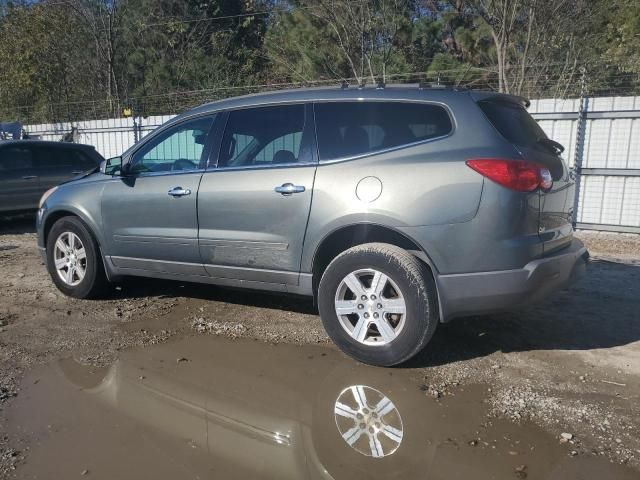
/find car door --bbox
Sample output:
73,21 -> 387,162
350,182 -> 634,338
101,115 -> 217,275
34,145 -> 77,191
197,103 -> 317,286
0,145 -> 41,212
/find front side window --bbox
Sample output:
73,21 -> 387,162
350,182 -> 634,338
0,147 -> 33,171
218,104 -> 306,168
70,150 -> 99,171
314,101 -> 453,162
130,116 -> 214,174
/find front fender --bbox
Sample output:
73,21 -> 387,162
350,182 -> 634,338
38,182 -> 106,250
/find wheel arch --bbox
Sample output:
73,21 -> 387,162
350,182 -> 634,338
310,223 -> 443,321
43,207 -> 102,248
42,207 -> 113,281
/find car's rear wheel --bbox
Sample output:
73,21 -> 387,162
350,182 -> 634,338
318,243 -> 438,366
46,216 -> 107,299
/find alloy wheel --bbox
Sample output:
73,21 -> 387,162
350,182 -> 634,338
53,231 -> 87,287
334,268 -> 407,346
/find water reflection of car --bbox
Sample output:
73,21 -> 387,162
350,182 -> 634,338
55,337 -> 631,480
0,140 -> 103,214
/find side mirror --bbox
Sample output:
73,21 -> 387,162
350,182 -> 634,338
100,156 -> 123,176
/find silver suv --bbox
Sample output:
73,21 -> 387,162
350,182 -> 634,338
36,86 -> 588,366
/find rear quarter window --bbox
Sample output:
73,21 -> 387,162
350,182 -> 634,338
314,101 -> 453,162
478,100 -> 547,148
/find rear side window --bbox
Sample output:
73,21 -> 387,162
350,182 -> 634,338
314,101 -> 452,161
34,147 -> 73,169
218,104 -> 307,168
478,100 -> 547,148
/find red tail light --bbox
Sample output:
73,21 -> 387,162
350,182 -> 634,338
466,158 -> 553,192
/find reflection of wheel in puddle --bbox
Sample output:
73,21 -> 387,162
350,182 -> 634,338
334,385 -> 403,458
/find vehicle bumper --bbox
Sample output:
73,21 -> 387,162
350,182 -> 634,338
437,239 -> 588,322
36,207 -> 47,262
38,245 -> 47,263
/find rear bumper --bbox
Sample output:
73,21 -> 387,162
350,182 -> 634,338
437,239 -> 588,322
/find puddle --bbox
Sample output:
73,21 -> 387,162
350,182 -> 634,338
5,336 -> 638,479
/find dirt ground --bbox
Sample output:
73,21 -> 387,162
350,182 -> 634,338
1,214 -> 639,478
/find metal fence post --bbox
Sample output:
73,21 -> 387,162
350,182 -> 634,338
133,115 -> 139,144
571,68 -> 589,227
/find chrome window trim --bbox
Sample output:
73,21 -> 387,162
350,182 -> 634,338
315,133 -> 453,166
125,168 -> 206,178
125,98 -> 456,173
313,99 -> 456,165
203,161 -> 318,173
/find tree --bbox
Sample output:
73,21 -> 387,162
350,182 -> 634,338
604,0 -> 640,74
0,2 -> 99,121
266,0 -> 414,85
423,0 -> 596,96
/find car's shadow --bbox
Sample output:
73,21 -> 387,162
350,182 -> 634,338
113,258 -> 640,365
406,258 -> 640,367
0,213 -> 37,235
112,277 -> 318,316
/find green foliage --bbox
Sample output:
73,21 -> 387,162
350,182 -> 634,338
605,0 -> 640,74
0,0 -> 637,123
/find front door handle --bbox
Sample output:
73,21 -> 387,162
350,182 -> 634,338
275,183 -> 305,196
22,175 -> 37,180
168,186 -> 192,197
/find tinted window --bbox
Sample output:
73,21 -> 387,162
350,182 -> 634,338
70,150 -> 99,171
0,147 -> 34,171
218,104 -> 306,168
131,116 -> 214,174
32,147 -> 97,172
314,102 -> 452,161
34,147 -> 73,169
478,100 -> 547,148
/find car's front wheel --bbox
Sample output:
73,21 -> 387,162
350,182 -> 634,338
46,216 -> 108,299
318,243 -> 438,366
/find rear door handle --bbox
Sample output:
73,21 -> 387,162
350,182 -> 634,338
275,183 -> 305,195
168,186 -> 192,197
22,175 -> 37,180
71,170 -> 84,175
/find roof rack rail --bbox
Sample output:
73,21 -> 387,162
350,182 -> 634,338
418,82 -> 468,91
418,82 -> 447,90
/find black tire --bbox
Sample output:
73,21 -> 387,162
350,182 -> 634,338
318,243 -> 438,366
46,216 -> 108,299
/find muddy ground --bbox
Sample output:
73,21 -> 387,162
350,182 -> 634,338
1,214 -> 639,478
